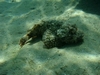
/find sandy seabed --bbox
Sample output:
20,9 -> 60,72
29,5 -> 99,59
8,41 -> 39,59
0,0 -> 100,75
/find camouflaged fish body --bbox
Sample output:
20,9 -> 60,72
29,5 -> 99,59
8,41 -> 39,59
19,20 -> 84,48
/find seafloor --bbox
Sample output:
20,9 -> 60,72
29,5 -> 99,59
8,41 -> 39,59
0,0 -> 100,75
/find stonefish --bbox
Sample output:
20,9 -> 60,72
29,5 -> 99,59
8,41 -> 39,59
19,20 -> 84,48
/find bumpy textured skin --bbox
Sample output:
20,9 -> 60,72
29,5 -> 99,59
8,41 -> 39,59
19,20 -> 84,48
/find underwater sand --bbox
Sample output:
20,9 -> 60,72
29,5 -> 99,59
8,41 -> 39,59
0,0 -> 100,75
